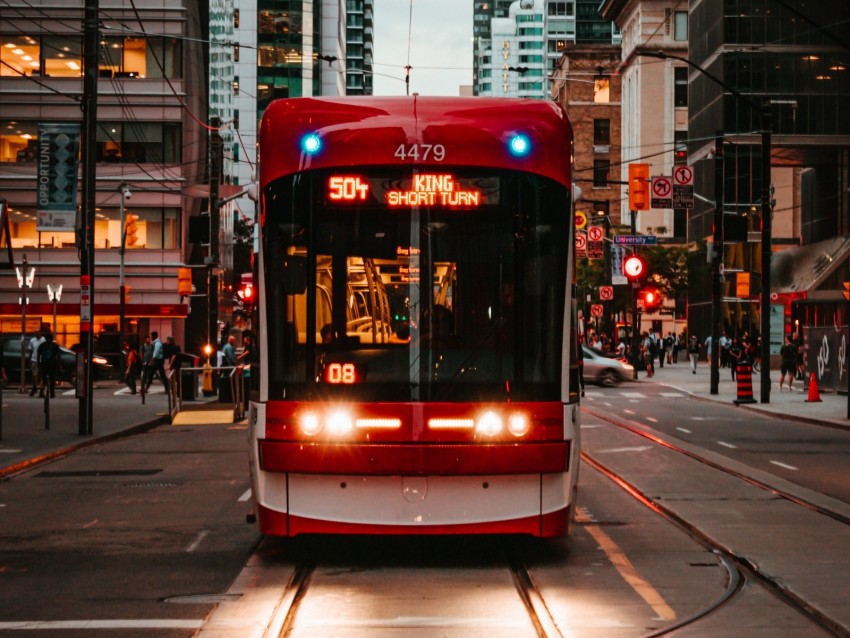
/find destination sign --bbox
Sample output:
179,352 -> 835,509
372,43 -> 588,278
327,174 -> 498,209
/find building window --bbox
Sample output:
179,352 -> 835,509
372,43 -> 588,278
593,75 -> 610,103
593,119 -> 610,145
674,11 -> 688,41
98,36 -> 181,79
0,120 -> 38,162
593,160 -> 610,187
674,67 -> 688,107
589,200 -> 609,219
96,122 -> 181,163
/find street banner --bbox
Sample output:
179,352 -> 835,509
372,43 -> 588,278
37,122 -> 80,232
610,244 -> 627,285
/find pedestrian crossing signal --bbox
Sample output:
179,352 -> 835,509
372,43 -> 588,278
844,281 -> 850,300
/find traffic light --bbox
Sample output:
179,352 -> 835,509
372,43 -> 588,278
237,281 -> 254,309
177,267 -> 193,296
640,287 -> 662,313
623,254 -> 646,282
628,163 -> 650,211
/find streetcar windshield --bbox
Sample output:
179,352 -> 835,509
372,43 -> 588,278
262,168 -> 570,402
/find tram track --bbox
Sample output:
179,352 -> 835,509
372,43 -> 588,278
264,543 -> 565,637
582,405 -> 850,638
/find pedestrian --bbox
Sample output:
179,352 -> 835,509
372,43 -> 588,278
719,332 -> 730,368
27,327 -> 45,397
779,334 -> 797,391
703,334 -> 713,363
665,332 -> 675,365
728,337 -> 743,380
145,331 -> 168,392
688,335 -> 700,373
641,331 -> 655,378
793,332 -> 805,380
36,332 -> 61,398
140,335 -> 153,389
222,335 -> 238,367
124,341 -> 140,394
164,336 -> 182,374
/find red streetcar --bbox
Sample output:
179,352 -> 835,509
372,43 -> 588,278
248,96 -> 581,537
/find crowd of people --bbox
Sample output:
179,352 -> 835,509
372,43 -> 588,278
582,327 -> 795,379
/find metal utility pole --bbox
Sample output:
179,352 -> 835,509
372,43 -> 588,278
759,103 -> 772,404
710,132 -> 724,395
118,183 -> 129,379
207,117 -> 222,349
79,0 -> 99,436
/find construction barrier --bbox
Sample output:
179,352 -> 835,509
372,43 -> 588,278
805,371 -> 822,403
734,362 -> 757,405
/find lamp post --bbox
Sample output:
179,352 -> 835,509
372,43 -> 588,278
16,254 -> 35,393
119,183 -> 130,379
47,284 -> 63,335
637,50 -> 774,403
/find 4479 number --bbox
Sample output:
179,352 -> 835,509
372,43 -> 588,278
394,143 -> 446,162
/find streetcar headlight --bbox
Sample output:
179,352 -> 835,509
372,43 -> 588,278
507,413 -> 529,437
476,411 -> 503,437
299,412 -> 322,436
327,410 -> 354,436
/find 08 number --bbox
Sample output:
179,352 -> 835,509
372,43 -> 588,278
394,143 -> 446,162
327,363 -> 357,384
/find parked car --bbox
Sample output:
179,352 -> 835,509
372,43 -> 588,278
582,345 -> 634,387
1,337 -> 114,386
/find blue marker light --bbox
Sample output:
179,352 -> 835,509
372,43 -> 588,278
508,134 -> 530,157
301,133 -> 321,154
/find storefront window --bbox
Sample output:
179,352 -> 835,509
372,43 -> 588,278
96,122 -> 181,163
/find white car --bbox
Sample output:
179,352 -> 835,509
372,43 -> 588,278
582,345 -> 634,387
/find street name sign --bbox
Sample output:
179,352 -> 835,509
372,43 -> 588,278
614,235 -> 657,245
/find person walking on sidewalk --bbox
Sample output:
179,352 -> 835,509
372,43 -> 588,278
124,341 -> 140,394
36,332 -> 60,398
145,332 -> 167,392
27,327 -> 45,397
728,337 -> 743,380
688,335 -> 700,374
779,334 -> 797,391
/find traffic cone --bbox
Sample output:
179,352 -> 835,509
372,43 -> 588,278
805,371 -> 822,403
733,362 -> 757,405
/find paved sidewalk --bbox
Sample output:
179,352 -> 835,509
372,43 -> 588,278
637,356 -> 850,429
0,380 -> 213,477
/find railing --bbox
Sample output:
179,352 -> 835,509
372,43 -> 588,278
165,364 -> 247,423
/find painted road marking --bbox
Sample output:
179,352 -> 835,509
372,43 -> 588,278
576,509 -> 676,621
770,460 -> 798,471
185,530 -> 209,553
623,409 -> 636,415
620,392 -> 646,398
238,489 -> 252,502
659,392 -> 685,397
676,427 -> 692,434
646,417 -> 658,423
717,441 -> 737,449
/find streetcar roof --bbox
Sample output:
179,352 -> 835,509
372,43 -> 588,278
259,96 -> 573,189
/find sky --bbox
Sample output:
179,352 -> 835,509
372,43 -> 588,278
371,1 -> 474,96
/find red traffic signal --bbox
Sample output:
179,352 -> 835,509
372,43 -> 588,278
623,254 -> 646,281
639,287 -> 662,312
